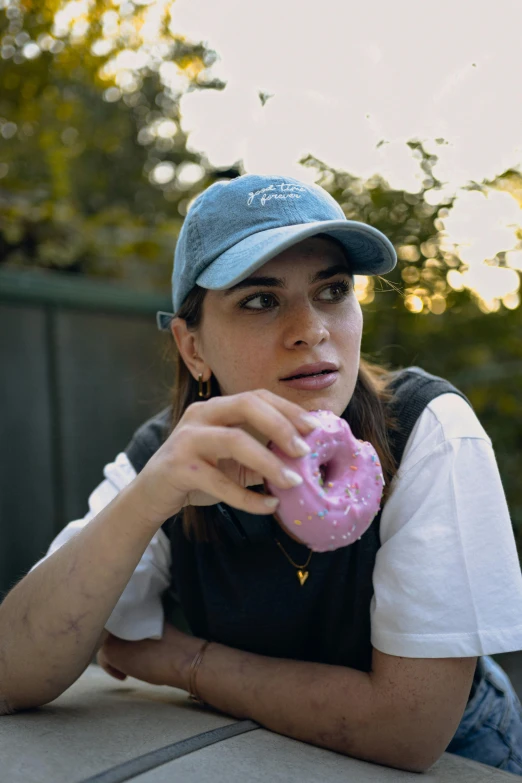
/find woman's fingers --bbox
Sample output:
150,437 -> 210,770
189,426 -> 305,492
97,648 -> 128,681
136,389 -> 323,525
229,462 -> 263,489
186,460 -> 281,515
188,390 -> 321,459
104,663 -> 128,681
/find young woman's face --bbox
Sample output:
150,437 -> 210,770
191,236 -> 363,418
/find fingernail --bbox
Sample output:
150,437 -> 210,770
293,436 -> 311,456
282,468 -> 303,486
301,414 -> 321,429
264,496 -> 280,508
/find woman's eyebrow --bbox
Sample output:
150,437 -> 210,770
222,263 -> 350,297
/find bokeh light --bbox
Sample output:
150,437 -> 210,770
439,189 -> 521,309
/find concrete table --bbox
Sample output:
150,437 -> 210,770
1,665 -> 517,783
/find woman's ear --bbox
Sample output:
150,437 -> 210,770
170,317 -> 203,377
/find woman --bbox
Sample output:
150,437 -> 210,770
1,174 -> 522,774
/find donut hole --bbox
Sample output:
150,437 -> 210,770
319,457 -> 344,486
319,463 -> 329,484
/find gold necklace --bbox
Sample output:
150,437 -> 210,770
274,538 -> 313,586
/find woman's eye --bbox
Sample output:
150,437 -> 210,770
320,281 -> 351,300
238,281 -> 351,311
239,293 -> 278,311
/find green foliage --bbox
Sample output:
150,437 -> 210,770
0,0 -> 227,287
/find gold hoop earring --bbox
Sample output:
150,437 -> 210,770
198,373 -> 212,399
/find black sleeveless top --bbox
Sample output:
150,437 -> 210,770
126,367 -> 480,693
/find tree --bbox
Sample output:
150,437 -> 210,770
0,0 -> 233,287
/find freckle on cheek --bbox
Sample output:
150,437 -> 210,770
190,464 -> 199,471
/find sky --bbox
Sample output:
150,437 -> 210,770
172,0 -> 522,193
167,0 -> 522,309
48,0 -> 522,310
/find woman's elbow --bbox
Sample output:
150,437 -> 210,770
372,749 -> 443,775
0,678 -> 74,715
0,672 -> 23,715
402,758 -> 439,775
0,692 -> 15,716
342,714 -> 446,775
389,743 -> 445,774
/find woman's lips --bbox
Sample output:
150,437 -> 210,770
279,371 -> 339,390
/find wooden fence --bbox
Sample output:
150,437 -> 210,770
0,268 -> 173,597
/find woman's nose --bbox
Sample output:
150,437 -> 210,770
282,304 -> 330,347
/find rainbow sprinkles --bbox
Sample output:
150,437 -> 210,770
265,409 -> 385,553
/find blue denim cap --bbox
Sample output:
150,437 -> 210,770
157,173 -> 397,330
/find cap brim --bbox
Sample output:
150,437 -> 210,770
195,220 -> 397,294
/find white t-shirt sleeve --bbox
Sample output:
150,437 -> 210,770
31,453 -> 171,641
371,393 -> 522,658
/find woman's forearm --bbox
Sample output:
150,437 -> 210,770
0,482 -> 161,713
193,643 -> 427,773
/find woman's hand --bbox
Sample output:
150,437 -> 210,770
97,625 -> 201,690
131,389 -> 320,526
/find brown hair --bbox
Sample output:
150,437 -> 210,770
169,284 -> 399,543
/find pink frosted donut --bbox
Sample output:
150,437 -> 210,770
264,409 -> 384,553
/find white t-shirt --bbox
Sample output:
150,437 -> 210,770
32,393 -> 522,658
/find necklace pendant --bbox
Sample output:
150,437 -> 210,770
297,569 -> 309,586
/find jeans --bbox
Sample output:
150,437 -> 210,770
446,655 -> 522,775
